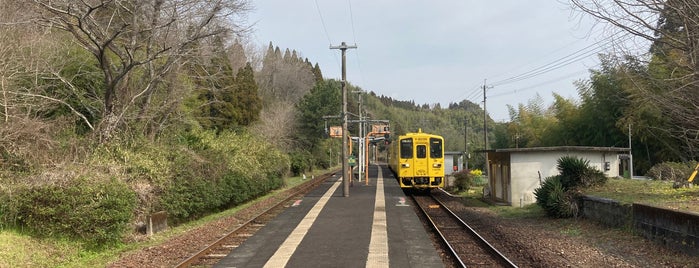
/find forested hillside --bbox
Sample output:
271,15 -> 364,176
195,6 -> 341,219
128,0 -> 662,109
0,0 -> 329,246
361,93 -> 490,169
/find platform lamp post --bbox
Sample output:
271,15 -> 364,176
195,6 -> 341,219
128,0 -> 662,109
331,42 -> 356,197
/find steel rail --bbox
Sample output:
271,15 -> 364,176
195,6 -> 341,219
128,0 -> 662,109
412,194 -> 518,268
174,171 -> 336,268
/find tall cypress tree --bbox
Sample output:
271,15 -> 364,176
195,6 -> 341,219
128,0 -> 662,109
233,62 -> 262,126
312,62 -> 323,83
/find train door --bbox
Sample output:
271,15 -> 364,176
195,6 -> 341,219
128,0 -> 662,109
429,138 -> 443,176
414,141 -> 428,179
399,138 -> 414,179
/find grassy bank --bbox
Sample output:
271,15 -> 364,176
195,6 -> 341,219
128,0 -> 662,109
0,168 -> 337,268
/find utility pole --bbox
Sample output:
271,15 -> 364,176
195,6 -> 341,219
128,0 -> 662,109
483,79 -> 488,151
464,117 -> 469,170
482,79 -> 492,176
629,124 -> 633,179
330,42 -> 357,197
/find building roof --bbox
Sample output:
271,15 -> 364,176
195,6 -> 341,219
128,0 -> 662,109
479,146 -> 630,153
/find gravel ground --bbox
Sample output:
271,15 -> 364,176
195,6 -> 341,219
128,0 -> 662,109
109,187 -> 699,268
432,190 -> 699,268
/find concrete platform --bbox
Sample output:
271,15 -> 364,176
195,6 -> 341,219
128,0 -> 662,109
214,164 -> 444,268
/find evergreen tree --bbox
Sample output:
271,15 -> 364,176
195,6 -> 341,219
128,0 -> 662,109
189,37 -> 239,132
312,62 -> 324,83
233,62 -> 262,126
295,80 -> 342,149
227,39 -> 248,76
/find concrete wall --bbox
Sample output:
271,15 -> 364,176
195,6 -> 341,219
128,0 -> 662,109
508,151 -> 622,207
582,196 -> 699,256
510,152 -> 560,207
581,196 -> 632,228
633,204 -> 699,256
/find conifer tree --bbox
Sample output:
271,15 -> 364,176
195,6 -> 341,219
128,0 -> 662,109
233,62 -> 262,126
312,63 -> 324,83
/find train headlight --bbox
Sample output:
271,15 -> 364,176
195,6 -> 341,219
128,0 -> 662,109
432,163 -> 442,168
401,163 -> 410,168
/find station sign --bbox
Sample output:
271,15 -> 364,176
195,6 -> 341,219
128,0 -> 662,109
329,126 -> 343,138
372,124 -> 390,134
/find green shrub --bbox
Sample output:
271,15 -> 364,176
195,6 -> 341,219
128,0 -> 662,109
0,185 -> 18,228
534,176 -> 580,218
452,169 -> 474,192
534,156 -> 604,218
160,129 -> 288,223
557,155 -> 606,188
15,178 -> 136,245
535,175 -> 560,213
290,150 -> 312,176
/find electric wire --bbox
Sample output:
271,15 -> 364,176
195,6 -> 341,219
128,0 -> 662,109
490,33 -> 618,87
314,0 -> 332,45
473,32 -> 632,107
453,31 -> 615,106
488,68 -> 594,99
314,0 -> 342,70
347,0 -> 366,89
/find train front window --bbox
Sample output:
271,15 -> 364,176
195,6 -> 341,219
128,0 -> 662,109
430,138 -> 442,158
400,138 -> 413,158
416,145 -> 426,158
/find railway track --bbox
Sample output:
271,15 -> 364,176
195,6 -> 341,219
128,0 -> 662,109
174,171 -> 337,268
412,194 -> 518,268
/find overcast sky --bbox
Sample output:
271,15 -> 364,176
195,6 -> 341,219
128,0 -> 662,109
248,1 -> 619,122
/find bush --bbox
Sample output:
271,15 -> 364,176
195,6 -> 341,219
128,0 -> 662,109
290,150 -> 312,176
452,169 -> 474,192
557,155 -> 606,188
646,161 -> 698,182
14,177 -> 136,245
534,175 -> 580,218
534,156 -> 604,218
159,129 -> 288,223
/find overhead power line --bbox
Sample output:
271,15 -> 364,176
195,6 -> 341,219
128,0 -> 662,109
314,0 -> 332,45
490,31 -> 633,88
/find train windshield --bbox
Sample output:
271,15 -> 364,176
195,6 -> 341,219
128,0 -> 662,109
430,138 -> 442,158
400,138 -> 413,158
416,145 -> 426,158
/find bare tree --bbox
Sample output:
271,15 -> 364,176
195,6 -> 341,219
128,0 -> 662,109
32,0 -> 251,141
570,0 -> 699,159
250,101 -> 299,152
257,44 -> 316,106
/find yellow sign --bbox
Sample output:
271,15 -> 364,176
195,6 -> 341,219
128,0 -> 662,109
329,126 -> 343,138
372,124 -> 390,134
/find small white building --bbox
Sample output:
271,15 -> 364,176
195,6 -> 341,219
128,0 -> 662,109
484,146 -> 630,207
444,151 -> 465,175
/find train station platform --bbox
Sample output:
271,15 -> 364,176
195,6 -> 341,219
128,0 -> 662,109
214,164 -> 444,268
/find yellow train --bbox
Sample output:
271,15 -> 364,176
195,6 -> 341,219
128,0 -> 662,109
388,129 -> 445,190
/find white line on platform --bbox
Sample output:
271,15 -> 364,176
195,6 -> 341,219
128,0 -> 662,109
366,166 -> 389,267
263,177 -> 342,268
